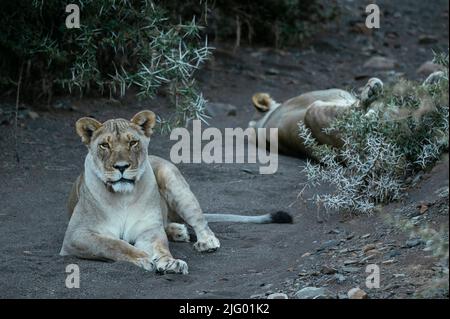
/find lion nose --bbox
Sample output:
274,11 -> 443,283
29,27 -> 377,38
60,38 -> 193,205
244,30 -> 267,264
114,163 -> 130,174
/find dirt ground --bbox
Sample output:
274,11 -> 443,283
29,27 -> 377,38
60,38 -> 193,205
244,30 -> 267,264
0,0 -> 448,298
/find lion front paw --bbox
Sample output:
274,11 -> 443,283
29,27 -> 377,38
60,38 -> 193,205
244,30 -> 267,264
166,223 -> 190,242
194,235 -> 221,253
155,257 -> 189,275
361,77 -> 383,105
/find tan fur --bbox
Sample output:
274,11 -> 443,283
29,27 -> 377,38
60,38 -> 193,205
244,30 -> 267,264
249,72 -> 443,158
61,110 -> 220,274
248,78 -> 383,157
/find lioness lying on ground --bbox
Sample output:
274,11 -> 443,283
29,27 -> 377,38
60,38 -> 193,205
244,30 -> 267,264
60,111 -> 292,274
249,72 -> 444,157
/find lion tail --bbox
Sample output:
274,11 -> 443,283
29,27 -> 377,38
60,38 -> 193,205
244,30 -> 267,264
203,211 -> 293,224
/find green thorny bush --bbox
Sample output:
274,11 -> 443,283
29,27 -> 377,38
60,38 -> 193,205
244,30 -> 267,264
164,0 -> 339,48
0,0 -> 212,131
298,53 -> 449,215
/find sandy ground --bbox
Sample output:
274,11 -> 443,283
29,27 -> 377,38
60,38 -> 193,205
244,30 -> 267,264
0,0 -> 448,298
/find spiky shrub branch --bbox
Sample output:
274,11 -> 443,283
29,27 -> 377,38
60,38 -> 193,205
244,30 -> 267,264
299,53 -> 449,214
0,0 -> 211,129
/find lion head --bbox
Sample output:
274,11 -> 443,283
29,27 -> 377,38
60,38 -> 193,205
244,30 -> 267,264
76,110 -> 156,193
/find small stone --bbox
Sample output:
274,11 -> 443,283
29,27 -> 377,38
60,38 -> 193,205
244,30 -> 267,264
418,35 -> 439,44
301,252 -> 311,258
342,266 -> 360,273
317,240 -> 340,252
265,68 -> 280,75
347,287 -> 368,299
28,111 -> 39,120
362,244 -> 376,253
204,102 -> 237,117
294,287 -> 334,299
363,56 -> 396,70
334,274 -> 346,283
405,238 -> 423,248
346,233 -> 355,240
267,293 -> 288,299
361,233 -> 371,239
328,228 -> 341,234
393,273 -> 405,278
321,265 -> 338,275
418,203 -> 429,214
250,293 -> 265,299
344,260 -> 358,265
382,259 -> 396,265
365,249 -> 380,255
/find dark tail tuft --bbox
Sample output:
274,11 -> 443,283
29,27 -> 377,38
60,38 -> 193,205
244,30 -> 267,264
270,211 -> 293,223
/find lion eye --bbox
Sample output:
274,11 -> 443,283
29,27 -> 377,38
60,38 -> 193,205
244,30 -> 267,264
99,143 -> 110,150
130,140 -> 139,147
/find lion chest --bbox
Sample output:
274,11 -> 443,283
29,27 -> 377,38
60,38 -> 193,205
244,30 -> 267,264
100,193 -> 163,244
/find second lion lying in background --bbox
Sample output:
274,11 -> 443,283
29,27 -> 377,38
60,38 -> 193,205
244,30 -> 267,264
248,72 -> 444,158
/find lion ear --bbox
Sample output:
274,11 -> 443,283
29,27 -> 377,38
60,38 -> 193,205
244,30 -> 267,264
252,93 -> 272,112
76,117 -> 103,145
130,110 -> 156,137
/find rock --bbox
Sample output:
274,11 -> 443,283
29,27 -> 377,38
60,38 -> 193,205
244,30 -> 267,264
405,238 -> 423,248
204,102 -> 237,117
346,233 -> 355,240
416,61 -> 445,77
418,35 -> 439,44
294,287 -> 334,299
27,111 -> 39,120
347,287 -> 368,299
362,244 -> 376,253
317,239 -> 340,252
301,252 -> 311,258
334,274 -> 346,283
321,265 -> 338,275
344,260 -> 358,265
418,203 -> 429,214
267,293 -> 288,299
363,56 -> 397,70
265,68 -> 280,75
361,233 -> 371,239
342,266 -> 360,273
388,250 -> 401,258
328,228 -> 341,234
365,249 -> 380,256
